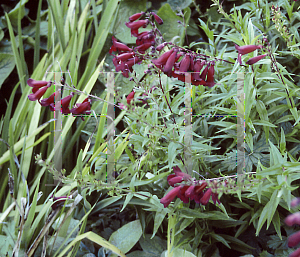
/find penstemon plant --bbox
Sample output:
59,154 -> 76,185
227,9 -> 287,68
1,1 -> 300,257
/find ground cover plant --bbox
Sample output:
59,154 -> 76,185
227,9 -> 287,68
0,0 -> 300,256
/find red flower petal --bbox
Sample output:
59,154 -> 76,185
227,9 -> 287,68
160,186 -> 181,208
127,91 -> 135,104
290,247 -> 300,257
285,213 -> 300,227
40,92 -> 57,107
125,20 -> 149,30
151,12 -> 163,25
288,230 -> 300,248
178,54 -> 191,73
152,48 -> 174,67
235,44 -> 262,55
185,185 -> 195,199
27,78 -> 50,89
163,50 -> 177,75
28,85 -> 50,101
129,12 -> 144,22
246,54 -> 267,65
200,188 -> 212,205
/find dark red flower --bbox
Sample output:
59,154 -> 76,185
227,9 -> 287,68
178,54 -> 191,73
288,231 -> 300,248
185,185 -> 195,199
246,54 -> 267,65
126,20 -> 149,30
28,84 -> 51,101
136,31 -> 155,46
40,92 -> 57,107
200,188 -> 212,205
163,50 -> 177,75
194,181 -> 207,194
194,191 -> 204,204
234,44 -> 263,55
160,186 -> 181,208
285,213 -> 300,227
152,48 -> 174,67
109,36 -> 132,54
172,166 -> 191,181
127,91 -> 135,104
27,78 -> 51,93
156,43 -> 167,51
168,176 -> 183,187
177,185 -> 190,203
129,12 -> 144,22
135,42 -> 153,53
291,198 -> 300,207
212,192 -> 220,204
290,247 -> 300,257
200,64 -> 209,81
151,12 -> 163,25
50,93 -> 74,114
116,52 -> 135,61
192,60 -> 204,81
206,63 -> 215,87
70,98 -> 91,116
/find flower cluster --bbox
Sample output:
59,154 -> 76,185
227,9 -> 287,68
27,79 -> 91,120
285,198 -> 300,257
110,12 -> 163,78
160,166 -> 220,208
152,47 -> 216,87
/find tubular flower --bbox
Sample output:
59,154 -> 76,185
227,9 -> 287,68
234,44 -> 263,55
116,52 -> 135,61
129,12 -> 144,22
246,54 -> 267,65
290,248 -> 300,257
288,231 -> 300,248
172,166 -> 192,181
200,188 -> 212,205
136,32 -> 155,46
200,64 -> 209,81
212,192 -> 221,204
194,181 -> 208,194
177,185 -> 190,203
151,12 -> 163,25
40,92 -> 57,107
178,54 -> 191,73
185,185 -> 195,199
109,36 -> 132,54
126,20 -> 149,36
125,20 -> 149,30
135,42 -> 153,53
160,186 -> 181,208
192,59 -> 204,81
194,191 -> 204,204
28,84 -> 51,101
163,50 -> 177,75
70,98 -> 91,116
126,91 -> 135,104
50,93 -> 74,114
285,213 -> 300,227
291,198 -> 300,207
168,176 -> 183,187
152,48 -> 174,67
27,78 -> 51,93
206,62 -> 215,87
156,43 -> 167,51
